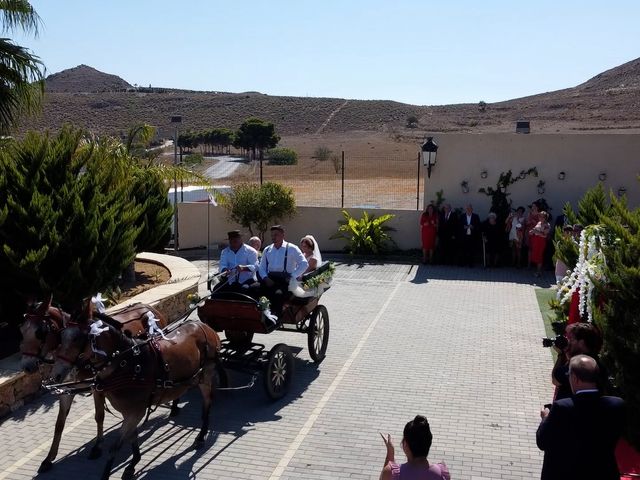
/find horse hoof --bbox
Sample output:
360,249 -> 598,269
88,446 -> 102,459
121,466 -> 135,480
38,459 -> 53,473
169,406 -> 181,417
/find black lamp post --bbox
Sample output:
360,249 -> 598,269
422,137 -> 439,178
171,115 -> 182,250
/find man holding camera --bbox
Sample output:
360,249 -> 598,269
537,354 -> 625,480
551,322 -> 608,400
259,225 -> 308,316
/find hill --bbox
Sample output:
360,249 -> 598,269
44,64 -> 132,93
18,58 -> 640,140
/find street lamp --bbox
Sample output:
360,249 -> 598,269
421,137 -> 439,178
171,115 -> 182,250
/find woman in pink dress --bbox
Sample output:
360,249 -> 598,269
529,211 -> 551,277
380,415 -> 450,480
420,204 -> 439,264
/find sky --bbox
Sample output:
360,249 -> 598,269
14,0 -> 640,106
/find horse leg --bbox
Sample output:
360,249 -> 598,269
89,391 -> 106,459
194,374 -> 214,448
169,397 -> 181,417
101,411 -> 144,480
121,428 -> 141,480
38,393 -> 74,473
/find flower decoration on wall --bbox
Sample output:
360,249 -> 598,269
598,172 -> 607,181
480,169 -> 488,179
558,171 -> 566,180
537,180 -> 546,195
461,180 -> 470,194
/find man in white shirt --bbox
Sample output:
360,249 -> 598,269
218,230 -> 259,292
259,225 -> 308,315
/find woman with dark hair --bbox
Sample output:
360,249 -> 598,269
380,415 -> 450,479
420,204 -> 439,264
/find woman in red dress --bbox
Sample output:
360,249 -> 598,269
420,204 -> 438,264
529,211 -> 550,277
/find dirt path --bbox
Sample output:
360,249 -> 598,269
315,99 -> 349,134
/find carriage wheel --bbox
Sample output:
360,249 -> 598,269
214,363 -> 229,389
264,343 -> 294,400
308,305 -> 329,364
225,330 -> 254,349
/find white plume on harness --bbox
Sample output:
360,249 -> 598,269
91,293 -> 106,314
89,320 -> 109,357
146,311 -> 168,339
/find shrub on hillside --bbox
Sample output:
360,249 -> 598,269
314,146 -> 332,162
267,147 -> 298,165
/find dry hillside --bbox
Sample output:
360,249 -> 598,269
17,58 -> 640,140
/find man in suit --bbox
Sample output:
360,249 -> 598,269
459,204 -> 480,267
438,203 -> 457,264
537,354 -> 625,480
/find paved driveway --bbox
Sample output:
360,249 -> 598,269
0,261 -> 554,480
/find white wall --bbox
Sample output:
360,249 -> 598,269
423,133 -> 640,217
177,203 -> 422,251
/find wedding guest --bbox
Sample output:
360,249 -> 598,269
505,206 -> 526,267
524,202 -> 540,267
379,415 -> 450,480
420,204 -> 438,264
482,212 -> 502,267
438,204 -> 457,265
529,211 -> 551,277
459,204 -> 480,267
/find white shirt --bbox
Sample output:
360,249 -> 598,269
259,241 -> 308,280
219,244 -> 259,284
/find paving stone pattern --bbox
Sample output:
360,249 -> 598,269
0,259 -> 554,479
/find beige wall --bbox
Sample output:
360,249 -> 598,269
177,203 -> 422,251
423,133 -> 640,217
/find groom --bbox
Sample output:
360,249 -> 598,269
258,225 -> 308,316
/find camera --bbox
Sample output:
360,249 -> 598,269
542,335 -> 568,350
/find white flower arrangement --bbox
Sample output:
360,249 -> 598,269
557,225 -> 607,323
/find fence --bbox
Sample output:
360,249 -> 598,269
217,151 -> 426,210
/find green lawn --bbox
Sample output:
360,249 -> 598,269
535,287 -> 557,361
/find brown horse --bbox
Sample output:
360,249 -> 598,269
21,297 -> 171,473
65,317 -> 221,480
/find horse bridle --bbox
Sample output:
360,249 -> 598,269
21,309 -> 65,364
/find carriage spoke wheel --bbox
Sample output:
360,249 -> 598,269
264,343 -> 294,400
308,305 -> 329,364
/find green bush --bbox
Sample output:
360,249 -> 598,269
267,147 -> 298,165
183,152 -> 204,166
222,182 -> 296,239
330,210 -> 396,255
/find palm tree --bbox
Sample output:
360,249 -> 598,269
0,0 -> 45,134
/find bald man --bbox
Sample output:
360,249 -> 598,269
537,354 -> 625,480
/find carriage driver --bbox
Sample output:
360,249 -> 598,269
218,230 -> 259,291
259,225 -> 308,315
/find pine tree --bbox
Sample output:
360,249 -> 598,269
595,192 -> 640,448
0,127 -> 142,308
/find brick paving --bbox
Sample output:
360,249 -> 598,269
0,258 -> 554,479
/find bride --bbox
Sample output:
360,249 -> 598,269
299,235 -> 322,273
289,235 -> 324,297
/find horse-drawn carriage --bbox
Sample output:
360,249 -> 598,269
197,262 -> 332,399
